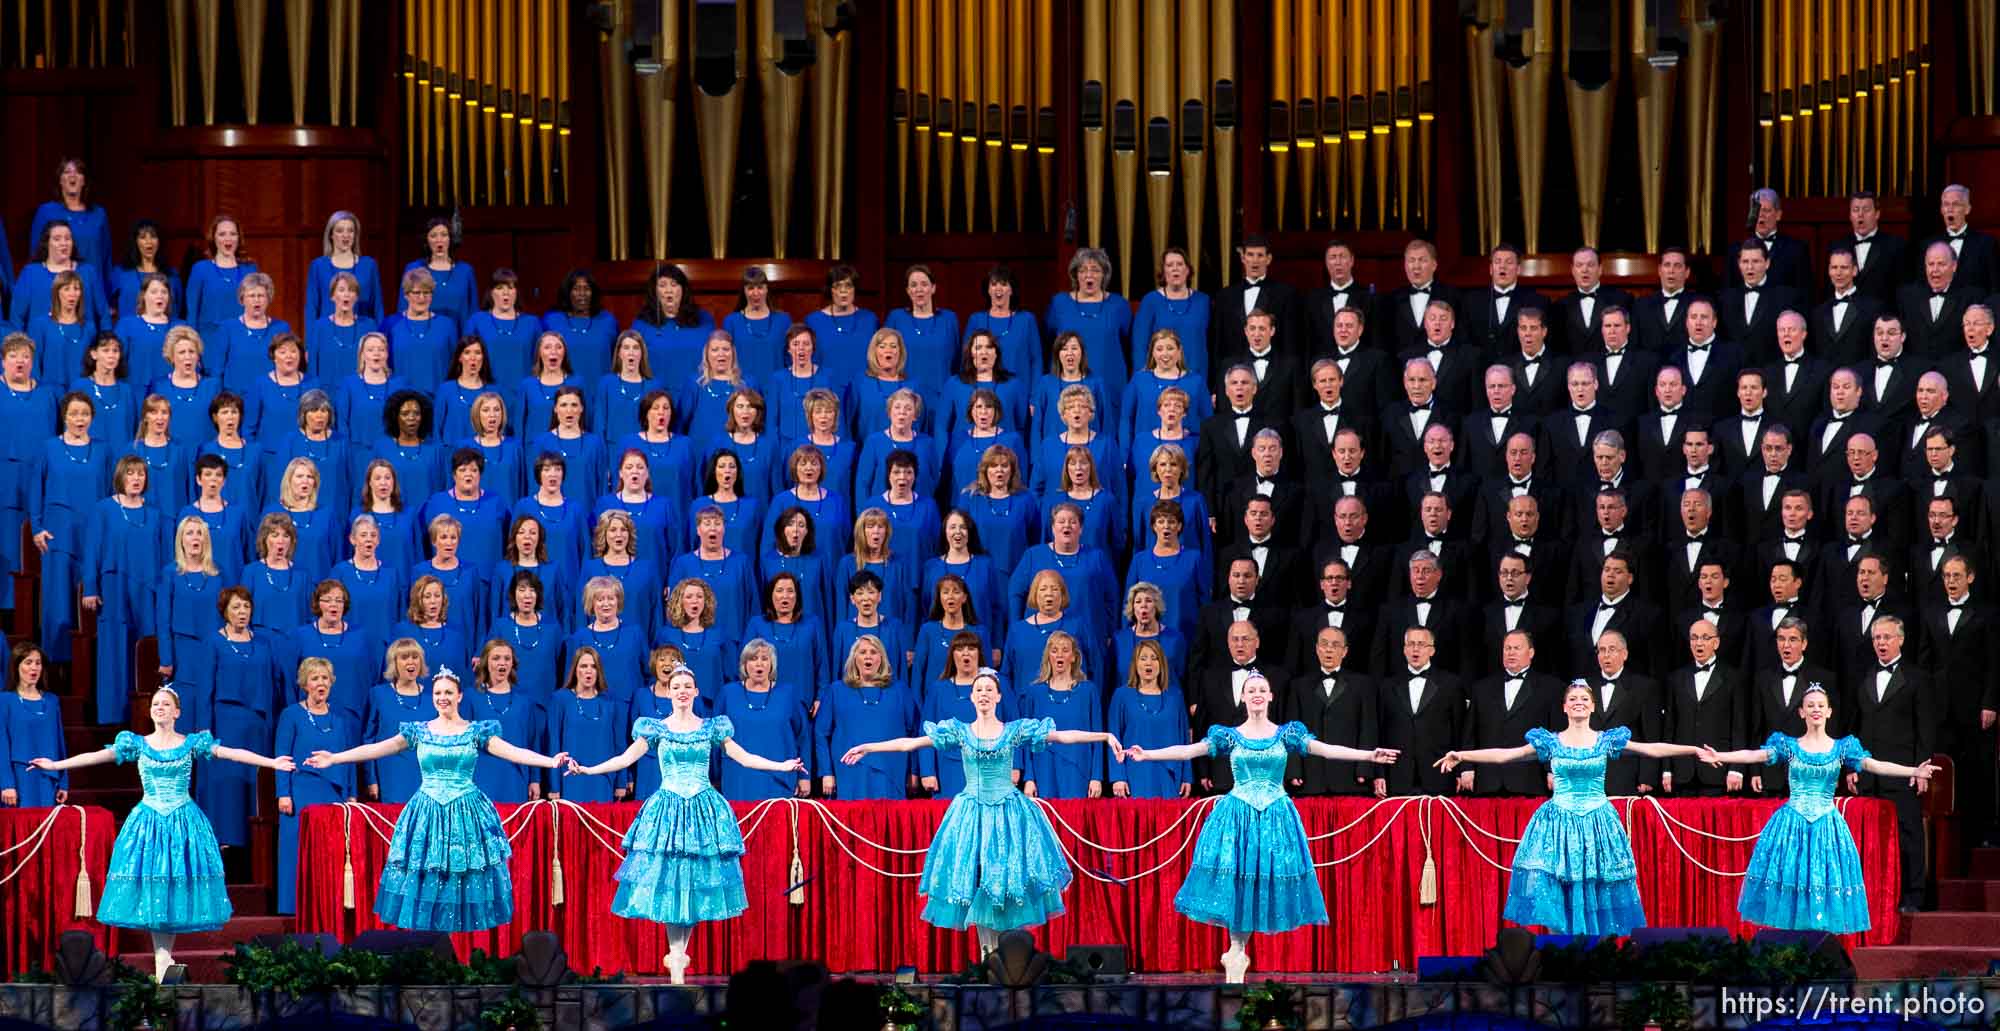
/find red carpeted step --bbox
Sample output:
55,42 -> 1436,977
113,948 -> 233,984
1963,848 -> 2000,879
1905,912 -> 2000,946
1936,879 -> 2000,912
1852,945 -> 2000,980
227,884 -> 271,916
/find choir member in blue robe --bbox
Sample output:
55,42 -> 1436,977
1112,583 -> 1191,690
195,396 -> 260,518
744,572 -> 830,702
332,514 -> 408,647
787,388 -> 861,497
1020,632 -> 1105,799
959,447 -> 1040,572
459,394 -> 527,505
570,576 -> 653,701
597,448 -> 683,568
623,651 -> 689,788
833,570 -> 913,678
0,643 -> 66,807
529,388 -> 609,501
759,515 -> 834,639
722,268 -> 794,386
690,451 -> 764,558
187,587 -> 287,846
369,390 -> 447,508
421,450 -> 511,570
513,453 -> 590,572
917,637 -> 1018,796
384,270 -> 457,393
179,454 -> 251,581
305,272 -> 378,384
844,507 -> 919,629
543,269 -> 618,386
492,569 -> 567,694
113,271 -> 185,388
109,221 -> 180,325
1041,449 -> 1126,557
29,391 -> 114,660
872,455 -> 943,577
1131,445 -> 1210,558
666,506 -> 758,643
1034,391 -> 1123,503
803,265 -> 879,385
716,639 -> 814,800
631,264 -> 715,387
1046,248 -> 1132,394
1029,332 -> 1112,442
700,394 -> 779,503
945,397 -> 1030,493
214,274 -> 292,394
815,634 -> 918,800
854,393 -> 940,502
412,514 -> 490,646
398,218 -> 478,326
651,578 -> 738,707
1129,248 -> 1211,382
1125,501 -> 1209,640
126,395 -> 190,518
0,340 -> 59,608
333,332 -> 406,452
273,657 -> 359,914
765,448 -> 850,561
490,514 -> 574,634
593,331 -> 663,444
848,329 -> 932,440
464,640 -> 547,803
352,457 -> 423,572
1120,330 -> 1213,451
363,640 -> 431,801
72,333 -> 138,445
433,337 -> 501,443
923,510 -> 1006,647
886,266 -> 960,398
244,513 -> 311,637
29,271 -> 92,382
290,580 -> 379,726
1002,569 -> 1103,693
512,331 -> 583,438
940,333 -> 1031,442
965,266 -> 1045,382
579,510 -> 664,641
304,211 -> 383,322
1105,640 -> 1193,798
10,224 -> 107,334
82,456 -> 165,724
156,516 -> 226,691
546,647 -> 626,802
148,327 -> 220,444
618,390 -> 698,504
910,584 -> 997,710
765,326 -> 841,446
265,457 -> 340,582
1006,504 -> 1119,643
183,215 -> 255,342
678,332 -> 753,441
391,575 -> 473,689
29,160 -> 114,298
462,268 -> 538,389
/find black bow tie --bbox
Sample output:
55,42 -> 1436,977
1687,342 -> 1710,352
1829,412 -> 1850,422
1949,599 -> 1969,609
1855,233 -> 1875,243
1949,229 -> 1967,239
1491,407 -> 1513,417
1599,601 -> 1620,612
1935,539 -> 1952,548
1933,289 -> 1950,298
1234,411 -> 1252,419
1601,677 -> 1620,688
1411,401 -> 1432,412
1245,279 -> 1264,287
1321,405 -> 1341,415
1578,290 -> 1598,299
1833,294 -> 1852,304
1495,288 -> 1514,297
1783,355 -> 1803,364
1876,357 -> 1898,368
1502,598 -> 1525,608
1573,407 -> 1596,417
1879,662 -> 1899,674
1687,532 -> 1707,542
1324,601 -> 1345,611
1232,663 -> 1257,672
1744,286 -> 1763,295
1850,535 -> 1869,544
1521,356 -> 1540,366
1695,661 -> 1715,673
1410,286 -> 1430,296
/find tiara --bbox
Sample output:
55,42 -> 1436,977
433,667 -> 462,684
1802,682 -> 1829,699
667,663 -> 697,679
156,683 -> 181,701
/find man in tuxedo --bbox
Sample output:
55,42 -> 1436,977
1463,629 -> 1563,795
1634,247 -> 1701,353
1943,304 -> 2000,425
1664,617 -> 1749,795
1461,243 -> 1551,354
1742,561 -> 1825,674
1572,430 -> 1656,541
1663,489 -> 1741,616
1738,427 -> 1808,542
1834,191 -> 1909,304
1863,313 -> 1929,423
1918,555 -> 1999,849
1911,495 -> 1968,612
1674,558 -> 1750,666
1637,366 -> 1696,479
1304,239 -> 1380,355
1749,617 -> 1836,794
1192,621 -> 1289,792
1218,493 -> 1307,607
1668,299 -> 1745,416
1374,625 -> 1465,796
1196,364 -> 1276,506
1566,490 -> 1651,605
1831,553 -> 1914,680
1282,626 -> 1380,796
1371,550 -> 1471,677
1383,239 -> 1461,354
1399,300 -> 1482,415
1288,558 -> 1379,677
1897,242 -> 1985,360
1488,495 -> 1569,606
1191,558 -> 1290,680
1925,184 -> 1998,295
1586,631 -> 1665,793
1904,426 -> 1984,540
1818,495 -> 1900,610
1326,305 -> 1396,414
1224,308 -> 1308,419
1219,428 -> 1306,552
1753,491 -> 1823,606
1209,234 -> 1302,364
1812,247 -> 1883,368
1710,368 -> 1775,479
1305,429 -> 1397,554
1293,358 -> 1379,491
1506,306 -> 1568,417
1392,490 -> 1476,602
1404,424 -> 1480,540
1805,370 -> 1881,488
1552,246 -> 1636,355
1721,240 -> 1806,365
1565,551 -> 1663,677
1826,434 -> 1911,546
1662,425 -> 1727,526
1462,364 -> 1539,480
1479,551 -> 1563,671
1380,357 -> 1452,479
1739,187 -> 1814,292
1848,616 -> 1938,911
1541,362 -> 1629,486
1474,431 -> 1563,545
1593,307 -> 1659,419
1766,311 -> 1830,433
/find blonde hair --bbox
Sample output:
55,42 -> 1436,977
851,508 -> 893,568
255,511 -> 297,560
966,445 -> 1024,496
864,329 -> 908,378
1037,631 -> 1083,684
279,457 -> 321,510
1143,329 -> 1184,372
384,637 -> 429,681
1126,638 -> 1170,691
738,638 -> 776,679
172,516 -> 220,575
1028,569 -> 1070,611
583,574 -> 627,616
841,634 -> 893,687
163,324 -> 203,363
592,509 -> 640,558
296,656 -> 335,690
665,577 -> 716,629
321,211 -> 362,256
1059,445 -> 1104,492
406,575 -> 449,622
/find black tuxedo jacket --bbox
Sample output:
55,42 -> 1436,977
1565,531 -> 1657,608
1401,466 -> 1482,540
1809,292 -> 1883,368
1189,599 -> 1290,682
1195,409 -> 1281,507
1891,409 -> 1981,480
1210,278 -> 1304,364
1325,344 -> 1397,416
1459,408 -> 1542,482
1377,401 -> 1458,479
1632,290 -> 1706,353
1636,410 -> 1696,481
1593,347 -> 1662,421
1587,672 -> 1665,792
1749,662 -> 1837,793
1916,601 -> 2000,718
1460,286 -> 1553,355
1311,538 -> 1394,612
1862,354 -> 1931,423
1568,477 -> 1658,544
1466,671 -> 1564,795
1223,347 -> 1310,421
1734,467 -> 1809,542
1304,281 -> 1381,356
1734,234 -> 1813,293
1846,661 -> 1938,768
1765,357 -> 1831,435
1719,282 -> 1807,366
1902,470 -> 1984,549
1291,403 -> 1378,491
1381,283 -> 1464,354
1831,232 -> 1909,303
1708,411 -> 1777,480
1287,603 -> 1379,677
1923,229 -> 2000,295
1302,481 -> 1398,560
1564,597 -> 1666,679
1552,287 -> 1636,355
1371,595 -> 1473,679
1895,282 -> 1985,359
1660,534 -> 1744,614
1539,406 -> 1632,486
1397,340 -> 1484,416
1219,475 -> 1308,552
1663,661 -> 1750,788
1504,352 -> 1569,417
1282,669 -> 1379,794
1472,478 -> 1565,548
1475,599 -> 1565,674
1375,666 -> 1466,795
1830,596 -> 1917,681
1665,339 -> 1747,417
1672,607 -> 1751,677
1940,348 -> 2000,425
1483,538 -> 1570,607
1740,601 -> 1831,674
1908,536 -> 1972,614
1802,411 -> 1882,487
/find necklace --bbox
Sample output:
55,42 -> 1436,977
301,704 -> 336,735
738,684 -> 774,711
570,692 -> 605,720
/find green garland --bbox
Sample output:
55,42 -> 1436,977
880,984 -> 925,1029
1236,980 -> 1302,1030
107,967 -> 175,1031
478,989 -> 542,1031
224,939 -> 520,993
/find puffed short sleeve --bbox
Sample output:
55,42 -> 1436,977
1203,724 -> 1235,758
1761,732 -> 1793,765
1280,721 -> 1318,755
632,717 -> 664,744
187,730 -> 218,759
1598,726 -> 1632,758
1014,717 -> 1056,753
1838,735 -> 1872,771
923,719 -> 964,750
472,720 -> 502,747
708,715 -> 736,743
1524,727 -> 1558,762
109,731 -> 142,764
397,722 -> 423,749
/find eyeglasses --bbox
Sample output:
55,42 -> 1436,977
1321,574 -> 1350,582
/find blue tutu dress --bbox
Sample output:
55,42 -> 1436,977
1173,722 -> 1330,934
919,718 -> 1072,931
1738,733 -> 1874,932
97,731 -> 232,933
611,716 -> 749,925
1504,726 -> 1647,935
373,721 -> 514,932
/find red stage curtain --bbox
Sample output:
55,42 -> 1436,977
0,806 -> 116,972
297,797 -> 1901,976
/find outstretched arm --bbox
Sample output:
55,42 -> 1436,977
841,736 -> 934,764
306,735 -> 408,768
1305,741 -> 1400,765
1623,740 -> 1704,760
1861,757 -> 1939,781
29,747 -> 115,772
212,744 -> 296,772
1697,745 -> 1769,766
1127,741 -> 1210,763
723,738 -> 808,774
487,736 -> 569,771
1434,743 -> 1537,771
1047,729 -> 1124,759
568,738 -> 646,777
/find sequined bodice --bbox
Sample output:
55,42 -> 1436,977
1527,727 -> 1626,815
1212,723 -> 1314,811
1770,734 -> 1868,823
640,716 -> 728,798
403,721 -> 497,805
926,718 -> 1051,804
122,731 -> 212,814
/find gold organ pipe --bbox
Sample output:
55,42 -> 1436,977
1504,0 -> 1553,251
1268,0 -> 1291,229
1628,0 -> 1675,254
68,0 -> 77,65
557,0 -> 571,204
936,0 -> 958,230
1757,0 -> 1773,187
516,0 -> 535,202
1343,0 -> 1365,228
417,0 -> 433,203
1034,0 -> 1055,230
756,0 -> 807,257
195,0 -> 220,124
42,0 -> 52,68
1180,0 -> 1209,281
1797,0 -> 1814,196
958,0 -> 979,230
536,0 -> 554,204
1212,0 -> 1236,285
1887,0 -> 1902,195
344,0 -> 361,123
167,0 -> 190,124
1685,0 -> 1720,252
403,0 -> 416,197
448,0 -> 463,201
481,0 -> 498,203
1416,0 -> 1434,226
1006,0 -> 1030,226
1971,0 -> 1996,116
1393,0 -> 1413,227
983,0 -> 1004,231
826,2 -> 854,258
1463,0 -> 1503,251
1905,0 -> 1919,192
1871,0 -> 1885,194
283,0 -> 309,124
1369,0 -> 1390,228
1143,0 -> 1173,254
597,0 -> 631,259
913,0 -> 933,231
893,0 -> 911,232
1321,0 -> 1344,228
1835,0 -> 1851,196
1111,0 -> 1139,295
1563,0 -> 1620,248
694,0 -> 749,258
465,1 -> 482,201
328,0 -> 350,124
1778,0 -> 1794,195
636,0 -> 679,259
1292,0 -> 1315,229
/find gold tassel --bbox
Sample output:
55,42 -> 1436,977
74,808 -> 92,918
550,804 -> 566,906
1419,854 -> 1437,905
788,847 -> 805,905
341,806 -> 357,909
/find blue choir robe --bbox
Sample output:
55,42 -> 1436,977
960,492 -> 1041,573
0,690 -> 67,806
113,314 -> 188,388
272,704 -> 358,914
333,374 -> 408,452
885,309 -> 961,398
919,556 -> 1006,651
1028,374 -> 1112,442
777,435 -> 859,503
760,491 -> 850,564
593,374 -> 663,444
155,568 -> 222,679
742,617 -> 830,702
70,378 -> 138,446
948,429 -> 1031,493
244,374 -> 321,453
331,561 -> 407,648
350,507 -> 423,574
578,557 -> 664,641
698,433 -> 779,503
909,622 -> 996,696
367,439 -> 446,513
0,384 -> 59,605
305,316 -> 379,383
214,317 -> 295,394
245,562 -> 311,641
542,310 -> 620,386
1111,628 -> 1191,694
528,431 -> 609,502
1128,481 -> 1210,554
490,614 -> 567,694
873,495 -> 941,580
689,493 -> 763,557
511,495 -> 590,571
1002,612 -> 1099,685
82,497 -> 165,724
715,680 -> 812,799
398,260 -> 478,327
433,379 -> 499,443
1119,370 -> 1213,450
30,320 -> 91,384
616,433 -> 699,505
1040,487 -> 1126,557
108,268 -> 182,327
1021,680 -> 1104,798
940,377 -> 1031,442
195,439 -> 260,517
177,501 -> 251,582
363,683 -> 431,801
150,376 -> 221,444
388,621 -> 472,686
288,622 -> 381,726
1106,686 -> 1193,798
412,560 -> 489,646
487,561 -> 576,637
631,312 -> 717,389
848,375 -> 937,440
1045,292 -> 1132,395
459,437 -> 526,506
721,310 -> 794,386
570,620 -> 654,702
28,203 -> 113,296
1124,548 -> 1210,641
464,687 -> 546,802
648,624 -> 737,703
813,678 -> 918,800
1033,433 -> 1125,502
665,550 -> 757,643
678,375 -> 747,441
546,690 -> 626,800
802,309 -> 879,384
854,430 -> 940,501
419,491 -> 511,569
964,310 -> 1044,383
1130,290 -> 1213,381
847,558 -> 918,631
594,493 -> 683,571
916,676 -> 1018,796
187,630 -> 286,845
10,262 -> 108,334
264,503 -> 340,582
510,376 -> 581,442
833,616 -> 912,679
764,367 -> 842,446
183,260 -> 255,341
29,436 -> 113,660
384,313 -> 458,393
463,311 -> 540,389
757,551 -> 834,634
304,255 -> 385,322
